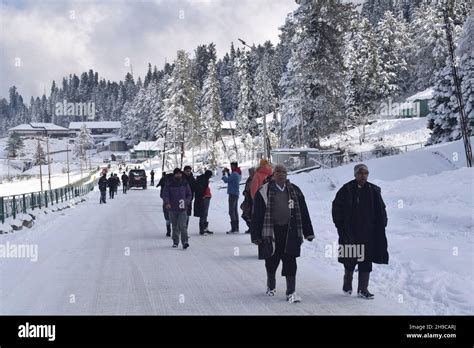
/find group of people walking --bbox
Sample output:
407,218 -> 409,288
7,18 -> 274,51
102,159 -> 388,304
98,171 -> 130,203
156,166 -> 215,249
207,160 -> 388,303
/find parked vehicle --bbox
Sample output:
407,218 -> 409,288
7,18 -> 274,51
128,169 -> 147,189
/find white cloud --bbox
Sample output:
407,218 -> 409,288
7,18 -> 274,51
0,0 -> 298,99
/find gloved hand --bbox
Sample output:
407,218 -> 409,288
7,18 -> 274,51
305,235 -> 315,242
252,239 -> 262,245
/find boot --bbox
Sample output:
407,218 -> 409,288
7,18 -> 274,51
343,269 -> 354,295
357,272 -> 374,299
204,222 -> 213,234
199,222 -> 207,235
266,272 -> 276,296
166,224 -> 171,237
226,222 -> 237,234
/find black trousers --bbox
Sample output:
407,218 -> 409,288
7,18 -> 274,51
265,224 -> 297,277
163,204 -> 170,225
123,184 -> 127,193
344,259 -> 373,273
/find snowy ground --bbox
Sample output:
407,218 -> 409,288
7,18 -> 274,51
0,137 -> 472,315
0,135 -> 129,196
321,117 -> 431,153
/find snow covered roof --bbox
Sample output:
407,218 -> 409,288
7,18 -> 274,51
221,120 -> 237,129
406,88 -> 434,102
256,112 -> 281,124
103,136 -> 126,145
68,121 -> 121,130
133,140 -> 163,151
9,123 -> 69,131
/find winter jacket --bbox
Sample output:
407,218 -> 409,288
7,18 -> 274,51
183,174 -> 196,199
250,164 -> 273,199
121,174 -> 129,185
222,170 -> 241,196
158,173 -> 173,199
240,173 -> 255,224
251,181 -> 314,259
98,176 -> 108,192
193,173 -> 212,217
162,177 -> 192,213
107,176 -> 117,189
332,180 -> 388,264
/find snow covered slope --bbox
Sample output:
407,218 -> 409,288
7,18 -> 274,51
290,136 -> 473,314
321,117 -> 432,153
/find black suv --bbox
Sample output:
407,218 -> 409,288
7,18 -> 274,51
128,169 -> 147,189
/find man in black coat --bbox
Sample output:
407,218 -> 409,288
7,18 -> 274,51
183,165 -> 196,228
251,164 -> 315,303
113,173 -> 120,194
193,170 -> 214,235
107,174 -> 117,199
332,163 -> 388,300
98,173 -> 108,204
150,169 -> 155,186
121,172 -> 129,194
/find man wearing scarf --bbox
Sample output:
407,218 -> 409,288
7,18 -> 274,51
251,164 -> 315,303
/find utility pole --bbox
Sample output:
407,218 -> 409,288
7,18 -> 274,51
66,140 -> 70,186
36,137 -> 44,192
443,0 -> 472,167
45,131 -> 52,191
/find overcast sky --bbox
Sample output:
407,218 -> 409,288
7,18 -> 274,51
0,0 -> 302,100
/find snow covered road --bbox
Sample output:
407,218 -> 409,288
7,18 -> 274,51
0,186 -> 411,315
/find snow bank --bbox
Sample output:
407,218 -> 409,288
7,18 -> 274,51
286,137 -> 473,315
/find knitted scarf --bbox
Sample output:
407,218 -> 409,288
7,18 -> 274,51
261,180 -> 304,254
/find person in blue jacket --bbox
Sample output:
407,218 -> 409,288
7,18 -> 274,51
222,161 -> 242,233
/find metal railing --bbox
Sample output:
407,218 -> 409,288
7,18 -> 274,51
0,173 -> 97,224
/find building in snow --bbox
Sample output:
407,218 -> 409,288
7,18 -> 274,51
398,88 -> 434,118
221,120 -> 237,137
68,121 -> 122,142
8,123 -> 70,138
130,140 -> 163,159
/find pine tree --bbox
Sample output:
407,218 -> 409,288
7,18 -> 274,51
409,2 -> 448,92
163,50 -> 199,161
255,51 -> 277,117
361,0 -> 396,26
144,63 -> 153,88
74,124 -> 94,159
34,142 -> 47,165
5,132 -> 24,158
457,11 -> 474,137
280,0 -> 356,148
428,10 -> 474,144
201,60 -> 223,145
235,51 -> 258,137
345,17 -> 385,143
376,11 -> 410,99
